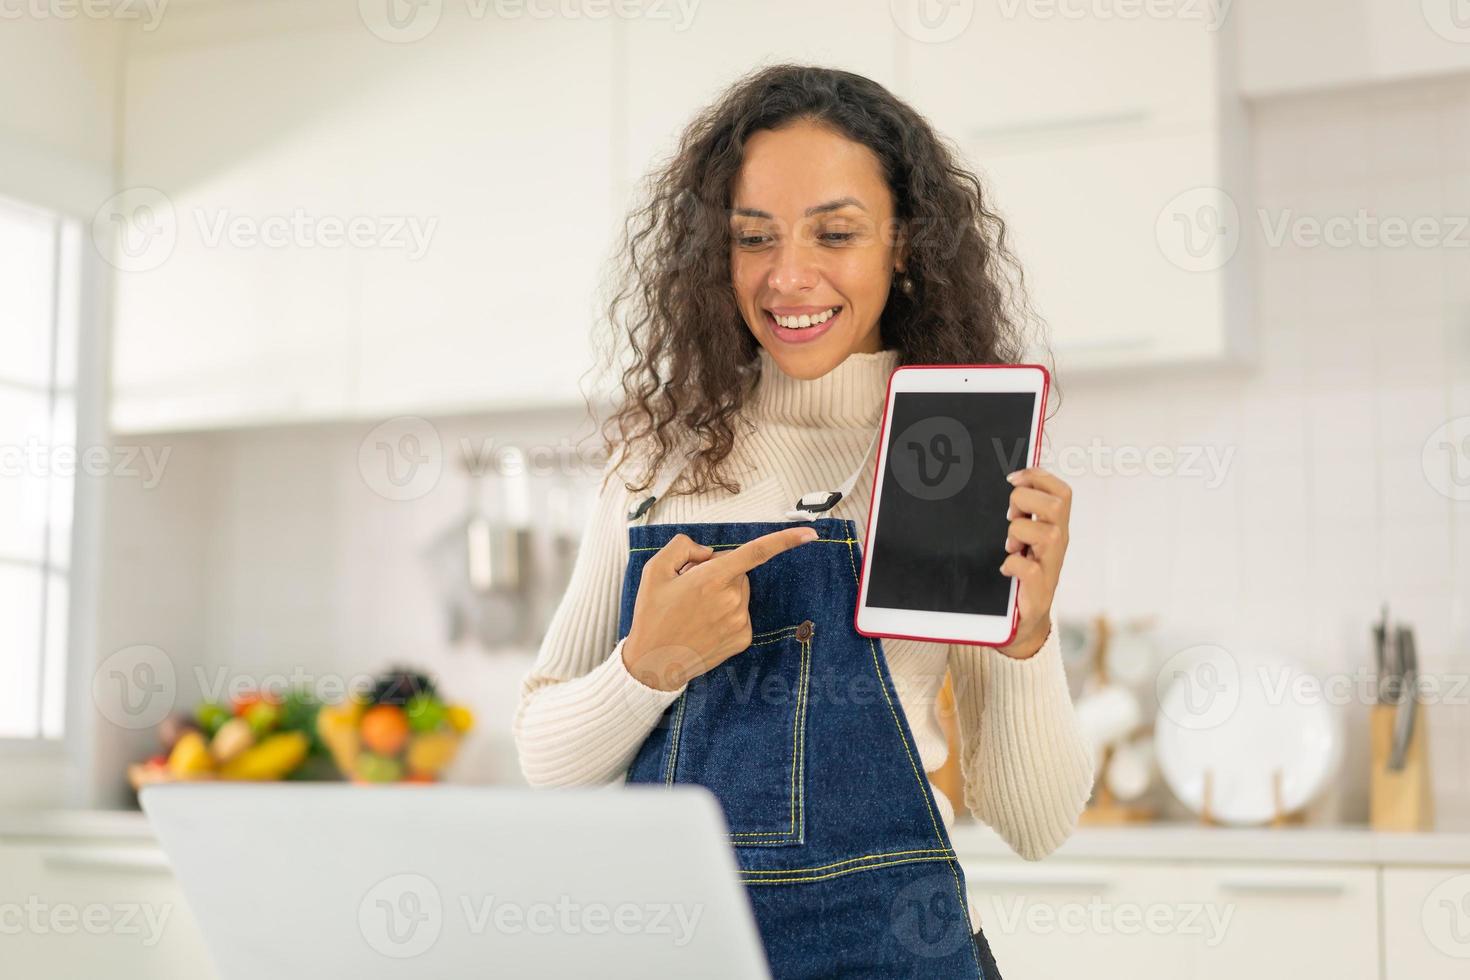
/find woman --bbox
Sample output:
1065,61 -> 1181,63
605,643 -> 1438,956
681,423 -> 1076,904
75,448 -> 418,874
514,64 -> 1094,978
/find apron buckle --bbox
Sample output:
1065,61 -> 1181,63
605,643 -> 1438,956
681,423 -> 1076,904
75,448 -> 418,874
794,490 -> 842,514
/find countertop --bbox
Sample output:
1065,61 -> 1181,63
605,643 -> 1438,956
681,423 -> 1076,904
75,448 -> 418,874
4,808 -> 1468,868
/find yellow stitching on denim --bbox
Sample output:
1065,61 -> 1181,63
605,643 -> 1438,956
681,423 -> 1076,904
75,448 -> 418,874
728,629 -> 809,842
741,854 -> 960,885
740,847 -> 952,875
844,528 -> 983,979
627,537 -> 858,553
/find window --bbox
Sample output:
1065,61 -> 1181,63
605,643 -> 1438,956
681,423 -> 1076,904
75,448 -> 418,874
0,195 -> 81,740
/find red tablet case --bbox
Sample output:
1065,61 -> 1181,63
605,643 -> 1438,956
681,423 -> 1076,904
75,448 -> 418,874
852,363 -> 1051,649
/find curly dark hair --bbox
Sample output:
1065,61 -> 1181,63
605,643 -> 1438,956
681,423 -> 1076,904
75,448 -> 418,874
591,62 -> 1051,500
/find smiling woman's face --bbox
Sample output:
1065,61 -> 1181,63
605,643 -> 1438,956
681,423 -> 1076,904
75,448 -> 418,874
729,119 -> 905,380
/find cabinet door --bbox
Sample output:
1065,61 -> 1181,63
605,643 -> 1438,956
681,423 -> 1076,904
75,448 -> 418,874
353,8 -> 618,416
115,16 -> 365,433
962,859 -> 1207,979
620,1 -> 898,214
1382,867 -> 1470,980
0,842 -> 218,980
1196,864 -> 1379,980
969,125 -> 1237,370
896,4 -> 1221,141
1237,0 -> 1470,96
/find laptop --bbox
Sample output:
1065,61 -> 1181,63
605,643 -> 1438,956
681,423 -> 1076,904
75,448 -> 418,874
140,783 -> 771,979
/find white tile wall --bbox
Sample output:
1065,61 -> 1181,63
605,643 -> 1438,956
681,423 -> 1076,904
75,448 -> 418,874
94,75 -> 1470,825
1049,75 -> 1470,828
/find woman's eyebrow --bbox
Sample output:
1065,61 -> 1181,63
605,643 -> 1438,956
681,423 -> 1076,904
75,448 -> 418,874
730,197 -> 867,220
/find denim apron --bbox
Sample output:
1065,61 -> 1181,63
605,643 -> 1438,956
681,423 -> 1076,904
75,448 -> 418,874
618,434 -> 986,979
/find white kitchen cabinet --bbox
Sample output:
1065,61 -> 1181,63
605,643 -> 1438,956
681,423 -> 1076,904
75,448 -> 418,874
1236,0 -> 1470,97
895,7 -> 1250,372
0,840 -> 217,980
964,859 -> 1209,978
1196,864 -> 1379,980
1381,867 -> 1470,979
970,122 -> 1245,368
895,3 -> 1220,139
113,4 -> 616,432
619,1 -> 897,217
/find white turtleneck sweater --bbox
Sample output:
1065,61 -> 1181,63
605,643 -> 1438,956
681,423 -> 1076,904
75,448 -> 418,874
514,347 -> 1095,900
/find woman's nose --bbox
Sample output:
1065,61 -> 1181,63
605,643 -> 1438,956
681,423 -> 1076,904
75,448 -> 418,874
767,242 -> 819,293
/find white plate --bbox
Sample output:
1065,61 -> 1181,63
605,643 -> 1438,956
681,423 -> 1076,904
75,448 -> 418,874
1154,647 -> 1342,826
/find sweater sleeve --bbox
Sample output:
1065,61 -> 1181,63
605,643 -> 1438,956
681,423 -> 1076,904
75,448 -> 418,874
511,459 -> 686,787
947,613 -> 1096,859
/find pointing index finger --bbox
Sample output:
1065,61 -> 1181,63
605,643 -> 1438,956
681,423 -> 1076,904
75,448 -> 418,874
709,526 -> 820,578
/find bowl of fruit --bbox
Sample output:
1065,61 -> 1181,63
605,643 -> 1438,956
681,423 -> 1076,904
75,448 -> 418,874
315,668 -> 474,784
128,687 -> 334,790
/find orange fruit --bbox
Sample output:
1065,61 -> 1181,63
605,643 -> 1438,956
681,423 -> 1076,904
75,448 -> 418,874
360,705 -> 410,755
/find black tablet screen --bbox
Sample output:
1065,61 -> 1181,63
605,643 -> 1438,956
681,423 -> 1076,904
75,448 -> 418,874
864,390 -> 1037,617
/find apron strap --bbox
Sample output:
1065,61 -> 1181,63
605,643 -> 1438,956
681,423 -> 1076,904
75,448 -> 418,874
626,423 -> 882,524
625,445 -> 690,524
782,424 -> 881,523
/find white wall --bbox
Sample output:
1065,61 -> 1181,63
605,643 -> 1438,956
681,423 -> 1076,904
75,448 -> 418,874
91,73 -> 1470,826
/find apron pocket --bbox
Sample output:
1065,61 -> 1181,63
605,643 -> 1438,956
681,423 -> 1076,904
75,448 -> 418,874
665,619 -> 814,847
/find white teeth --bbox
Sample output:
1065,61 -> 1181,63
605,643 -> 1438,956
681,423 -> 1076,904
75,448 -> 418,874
773,307 -> 838,329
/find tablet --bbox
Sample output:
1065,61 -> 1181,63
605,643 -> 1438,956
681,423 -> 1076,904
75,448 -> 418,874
854,363 -> 1049,647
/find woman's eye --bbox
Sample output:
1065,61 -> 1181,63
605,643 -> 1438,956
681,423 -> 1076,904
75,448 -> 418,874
820,232 -> 855,244
737,234 -> 770,248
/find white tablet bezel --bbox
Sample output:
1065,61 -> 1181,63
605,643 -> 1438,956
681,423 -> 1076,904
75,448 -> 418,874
853,363 -> 1050,648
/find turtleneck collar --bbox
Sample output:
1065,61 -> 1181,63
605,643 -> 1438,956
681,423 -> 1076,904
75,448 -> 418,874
745,346 -> 899,428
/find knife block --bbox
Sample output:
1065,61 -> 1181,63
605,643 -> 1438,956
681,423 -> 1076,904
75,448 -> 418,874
1370,701 -> 1434,831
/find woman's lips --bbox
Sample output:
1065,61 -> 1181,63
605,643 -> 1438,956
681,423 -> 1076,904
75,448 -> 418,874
766,308 -> 841,345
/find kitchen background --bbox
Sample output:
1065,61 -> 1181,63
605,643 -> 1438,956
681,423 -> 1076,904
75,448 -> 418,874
2,1 -> 1469,978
